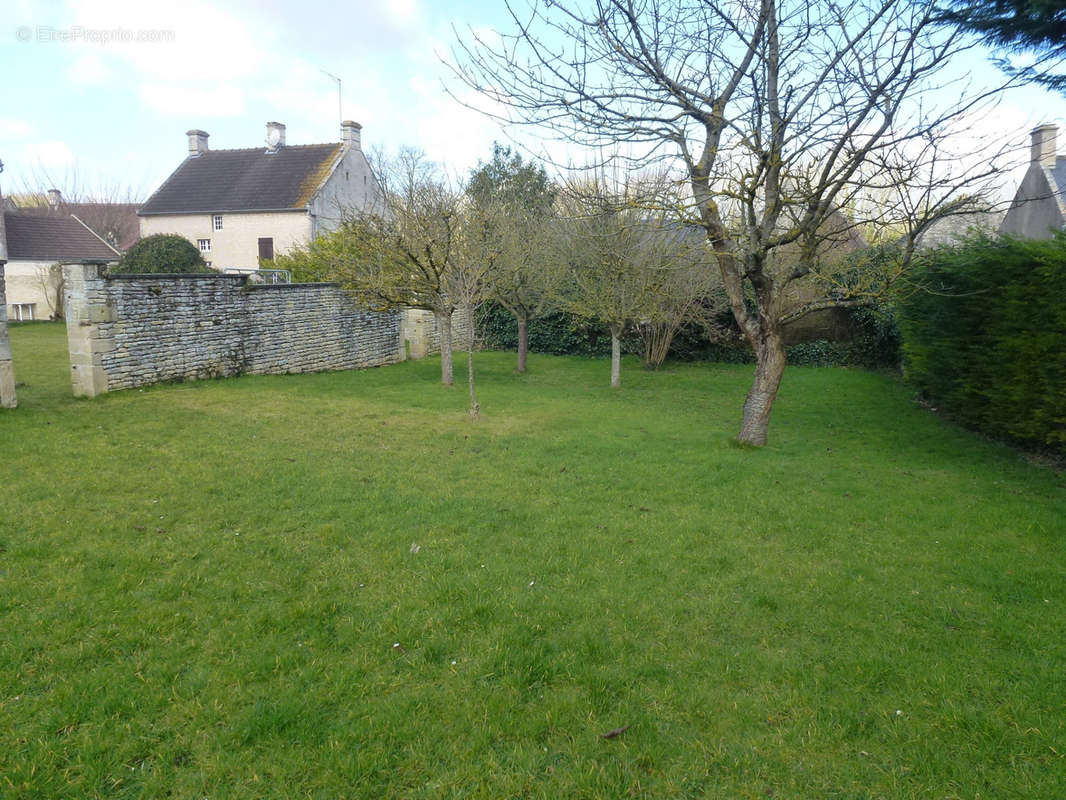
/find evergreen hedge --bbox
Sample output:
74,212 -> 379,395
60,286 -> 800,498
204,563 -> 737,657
477,302 -> 901,369
896,233 -> 1066,453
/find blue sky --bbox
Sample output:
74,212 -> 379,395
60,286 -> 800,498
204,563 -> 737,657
4,0 -> 1066,202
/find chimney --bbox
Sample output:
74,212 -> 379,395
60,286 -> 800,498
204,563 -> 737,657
1031,124 -> 1058,167
187,129 -> 209,157
47,188 -> 62,209
266,121 -> 286,152
341,120 -> 362,151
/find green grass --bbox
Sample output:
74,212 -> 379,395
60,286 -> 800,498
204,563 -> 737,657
1,321 -> 1064,799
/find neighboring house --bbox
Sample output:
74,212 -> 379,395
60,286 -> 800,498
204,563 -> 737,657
915,209 -> 1004,250
1000,124 -> 1066,239
138,121 -> 381,271
2,212 -> 120,320
9,191 -> 141,252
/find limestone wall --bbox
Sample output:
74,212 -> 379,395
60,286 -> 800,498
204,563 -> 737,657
139,211 -> 311,272
63,264 -> 404,397
0,265 -> 16,408
403,306 -> 474,359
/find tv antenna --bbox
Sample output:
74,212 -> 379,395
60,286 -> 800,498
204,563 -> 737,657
321,69 -> 342,127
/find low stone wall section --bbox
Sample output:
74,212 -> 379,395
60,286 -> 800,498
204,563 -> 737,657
403,307 -> 474,359
0,265 -> 16,408
63,264 -> 404,397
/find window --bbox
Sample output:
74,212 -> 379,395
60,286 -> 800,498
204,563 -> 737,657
258,237 -> 274,261
213,214 -> 223,231
11,303 -> 36,321
198,239 -> 211,253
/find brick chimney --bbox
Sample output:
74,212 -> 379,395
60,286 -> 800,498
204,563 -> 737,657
341,120 -> 362,151
1031,124 -> 1058,167
266,121 -> 286,152
187,129 -> 209,157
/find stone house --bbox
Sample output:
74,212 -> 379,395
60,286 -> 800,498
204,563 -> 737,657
138,121 -> 381,272
1000,124 -> 1066,239
2,211 -> 120,320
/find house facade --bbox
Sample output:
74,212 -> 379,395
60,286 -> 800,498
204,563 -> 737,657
138,121 -> 381,271
2,212 -> 120,320
1000,124 -> 1066,239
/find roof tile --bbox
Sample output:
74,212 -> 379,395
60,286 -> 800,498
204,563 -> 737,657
139,144 -> 343,215
3,213 -> 120,261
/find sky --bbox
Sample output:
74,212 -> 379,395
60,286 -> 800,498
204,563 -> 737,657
4,0 -> 1066,203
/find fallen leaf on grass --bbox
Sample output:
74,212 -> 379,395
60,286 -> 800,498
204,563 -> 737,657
600,724 -> 630,739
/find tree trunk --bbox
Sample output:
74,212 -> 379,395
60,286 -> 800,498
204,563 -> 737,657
516,315 -> 529,373
610,324 -> 622,388
435,309 -> 454,386
467,304 -> 480,421
737,331 -> 787,446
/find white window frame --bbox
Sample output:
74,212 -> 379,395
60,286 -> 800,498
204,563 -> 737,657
11,303 -> 36,321
213,214 -> 223,231
198,238 -> 211,253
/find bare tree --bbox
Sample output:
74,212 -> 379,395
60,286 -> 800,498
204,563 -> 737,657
467,145 -> 559,372
31,264 -> 65,320
449,198 -> 510,420
281,149 -> 464,386
551,175 -> 709,387
451,0 -> 1013,444
12,167 -> 142,251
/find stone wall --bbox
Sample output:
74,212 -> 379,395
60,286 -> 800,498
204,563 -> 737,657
0,264 -> 16,408
403,306 -> 474,359
63,263 -> 404,397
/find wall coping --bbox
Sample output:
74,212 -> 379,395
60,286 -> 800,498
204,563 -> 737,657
105,272 -> 247,281
245,281 -> 343,291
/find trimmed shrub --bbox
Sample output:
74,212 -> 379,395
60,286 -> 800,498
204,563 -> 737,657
478,301 -> 901,369
117,234 -> 210,274
896,233 -> 1066,452
477,304 -> 624,358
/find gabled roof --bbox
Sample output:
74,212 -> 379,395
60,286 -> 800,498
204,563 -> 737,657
3,212 -> 120,261
139,143 -> 344,216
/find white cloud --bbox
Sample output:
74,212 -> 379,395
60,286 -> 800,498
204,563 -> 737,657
22,140 -> 76,169
0,119 -> 36,138
67,52 -> 113,86
381,0 -> 421,25
140,84 -> 247,117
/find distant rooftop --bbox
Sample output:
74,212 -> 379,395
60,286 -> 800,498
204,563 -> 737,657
139,143 -> 344,216
3,212 -> 120,261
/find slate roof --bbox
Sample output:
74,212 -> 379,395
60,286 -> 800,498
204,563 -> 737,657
3,212 -> 120,261
138,144 -> 344,215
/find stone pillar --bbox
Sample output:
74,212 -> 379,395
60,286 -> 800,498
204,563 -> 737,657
403,308 -> 434,359
63,263 -> 115,398
395,310 -> 407,363
0,264 -> 16,409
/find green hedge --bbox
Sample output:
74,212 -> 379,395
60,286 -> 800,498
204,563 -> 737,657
117,234 -> 209,274
477,303 -> 901,369
896,233 -> 1066,452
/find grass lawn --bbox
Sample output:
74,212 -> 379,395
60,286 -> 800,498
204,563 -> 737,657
1,321 -> 1064,799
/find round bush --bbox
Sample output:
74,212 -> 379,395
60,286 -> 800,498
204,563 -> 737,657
117,234 -> 210,274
